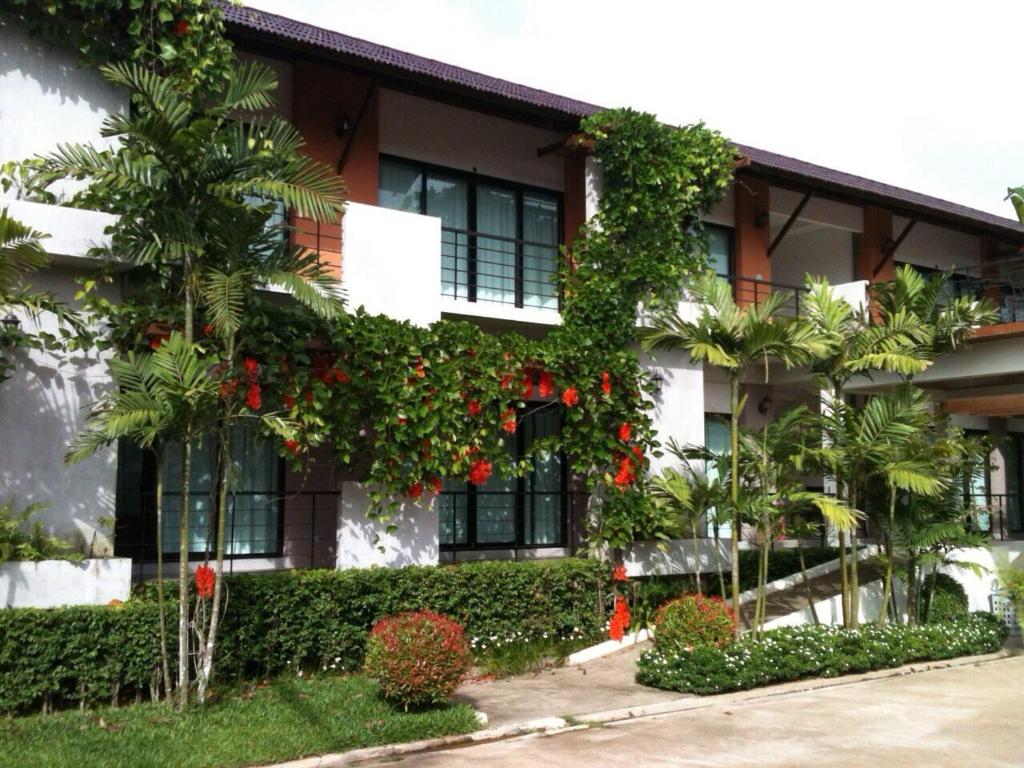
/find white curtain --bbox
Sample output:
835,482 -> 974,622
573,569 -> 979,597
475,185 -> 516,304
524,408 -> 562,545
378,159 -> 422,213
522,192 -> 559,310
427,174 -> 468,299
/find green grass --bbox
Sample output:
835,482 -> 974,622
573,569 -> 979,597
474,633 -> 599,678
0,675 -> 480,768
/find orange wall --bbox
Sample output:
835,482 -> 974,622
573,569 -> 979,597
856,206 -> 893,283
290,60 -> 381,278
733,173 -> 770,304
562,152 -> 586,251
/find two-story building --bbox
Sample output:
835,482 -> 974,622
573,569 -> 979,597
2,4 -> 1022,585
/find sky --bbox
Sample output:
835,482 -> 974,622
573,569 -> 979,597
245,0 -> 1024,219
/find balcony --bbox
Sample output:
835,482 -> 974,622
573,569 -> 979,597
967,493 -> 1024,541
950,255 -> 1024,336
723,274 -> 811,317
3,199 -> 115,262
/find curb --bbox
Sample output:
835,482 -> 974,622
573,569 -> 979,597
258,649 -> 1018,767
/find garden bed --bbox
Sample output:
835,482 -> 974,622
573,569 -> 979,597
0,674 -> 479,768
636,613 -> 1007,695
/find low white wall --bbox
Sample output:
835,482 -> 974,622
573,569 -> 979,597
943,542 -> 1024,612
765,578 -> 908,629
337,482 -> 439,568
341,202 -> 441,327
1,558 -> 131,608
4,199 -> 114,260
623,538 -> 730,577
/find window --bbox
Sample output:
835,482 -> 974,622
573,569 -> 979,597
706,224 -> 733,278
378,156 -> 562,310
704,413 -> 731,537
439,406 -> 565,549
115,427 -> 284,560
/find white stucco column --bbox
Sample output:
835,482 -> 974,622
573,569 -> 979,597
336,482 -> 439,568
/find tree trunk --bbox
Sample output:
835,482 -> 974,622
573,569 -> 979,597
848,488 -> 860,627
153,447 -> 172,701
729,375 -> 742,637
878,484 -> 897,625
176,435 -> 192,710
196,420 -> 231,704
691,520 -> 703,595
838,530 -> 850,627
796,537 -> 820,625
713,520 -> 726,598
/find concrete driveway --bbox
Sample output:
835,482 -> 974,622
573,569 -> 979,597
374,656 -> 1024,767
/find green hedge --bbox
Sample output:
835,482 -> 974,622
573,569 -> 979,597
636,613 -> 1007,695
0,558 -> 606,714
921,573 -> 969,624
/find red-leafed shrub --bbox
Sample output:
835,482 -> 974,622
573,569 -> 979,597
364,610 -> 471,709
654,594 -> 736,650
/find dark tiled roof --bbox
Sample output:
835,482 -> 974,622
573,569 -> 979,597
225,3 -> 1024,241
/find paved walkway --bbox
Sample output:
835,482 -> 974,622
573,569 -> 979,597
380,655 -> 1024,767
455,641 -> 679,726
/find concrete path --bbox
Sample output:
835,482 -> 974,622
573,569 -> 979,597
379,656 -> 1024,767
455,641 -> 679,727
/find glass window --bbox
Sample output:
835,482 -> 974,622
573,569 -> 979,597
704,414 -> 731,537
522,192 -> 560,310
439,406 -> 565,549
427,174 -> 469,300
475,184 -> 517,305
379,159 -> 422,213
707,225 -> 732,278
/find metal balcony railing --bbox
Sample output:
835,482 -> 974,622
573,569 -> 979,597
942,255 -> 1024,325
440,226 -> 560,310
966,493 -> 1024,540
722,274 -> 809,316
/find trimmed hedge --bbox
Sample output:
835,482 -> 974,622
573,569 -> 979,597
922,573 -> 969,624
636,613 -> 1007,695
0,559 -> 605,714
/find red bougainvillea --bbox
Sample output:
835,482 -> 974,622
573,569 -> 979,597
404,481 -> 424,500
500,408 -> 517,434
364,611 -> 471,709
618,422 -> 632,441
466,399 -> 482,416
245,381 -> 262,411
538,371 -> 554,398
601,371 -> 612,396
468,459 -> 492,486
284,439 -> 301,455
195,564 -> 215,599
609,595 -> 631,641
429,476 -> 443,495
561,387 -> 579,407
243,357 -> 259,379
614,456 -> 636,489
612,562 -> 629,582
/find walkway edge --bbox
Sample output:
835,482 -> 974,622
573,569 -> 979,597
256,649 -> 1016,768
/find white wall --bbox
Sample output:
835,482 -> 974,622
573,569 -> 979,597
0,266 -> 118,554
341,201 -> 442,326
1,558 -> 131,608
0,23 -> 126,199
337,482 -> 439,568
893,217 -> 981,271
4,198 -> 115,261
765,578 -> 908,629
771,224 -> 855,287
624,538 -> 730,577
379,89 -> 564,191
639,344 -> 705,475
943,542 -> 1024,613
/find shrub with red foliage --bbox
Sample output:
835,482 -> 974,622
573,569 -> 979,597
654,594 -> 736,651
364,611 -> 471,709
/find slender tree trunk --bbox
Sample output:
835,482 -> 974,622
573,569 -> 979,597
729,375 -> 742,636
797,537 -> 820,625
691,520 -> 703,595
878,484 -> 896,625
176,435 -> 192,710
153,447 -> 172,701
713,520 -> 726,598
838,530 -> 850,627
848,487 -> 860,627
196,419 -> 231,704
906,557 -> 918,626
923,564 -> 939,625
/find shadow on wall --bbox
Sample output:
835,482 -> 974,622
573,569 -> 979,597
338,483 -> 439,568
0,270 -> 117,555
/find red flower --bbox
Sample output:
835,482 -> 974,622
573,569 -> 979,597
149,336 -> 164,351
499,374 -> 513,390
246,381 -> 261,410
561,387 -> 579,407
609,595 -> 630,641
521,372 -> 533,399
220,378 -> 238,399
631,444 -> 644,464
500,407 -> 517,434
284,439 -> 301,455
467,400 -> 482,416
195,564 -> 215,599
614,456 -> 636,489
429,476 -> 443,495
468,459 -> 492,486
397,417 -> 408,425
612,563 -> 629,582
283,394 -> 296,409
414,361 -> 426,378
203,323 -> 213,336
618,422 -> 632,442
304,390 -> 314,404
405,481 -> 424,500
538,371 -> 554,398
173,18 -> 190,36
601,371 -> 612,396
243,357 -> 259,380
332,368 -> 350,384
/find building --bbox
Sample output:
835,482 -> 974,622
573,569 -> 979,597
1,5 -> 1022,586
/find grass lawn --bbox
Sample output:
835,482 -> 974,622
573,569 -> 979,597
0,675 -> 480,768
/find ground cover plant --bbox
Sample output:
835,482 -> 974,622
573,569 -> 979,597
636,612 -> 1006,695
0,674 -> 479,768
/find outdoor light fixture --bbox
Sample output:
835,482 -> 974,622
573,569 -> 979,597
755,209 -> 770,228
2,313 -> 19,332
651,372 -> 665,395
334,114 -> 351,137
758,395 -> 773,414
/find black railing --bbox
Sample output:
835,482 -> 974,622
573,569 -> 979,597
441,226 -> 560,310
966,493 -> 1024,540
721,274 -> 809,316
115,491 -> 339,583
943,255 -> 1024,325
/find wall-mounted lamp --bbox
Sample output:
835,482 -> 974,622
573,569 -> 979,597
334,114 -> 352,138
651,372 -> 665,395
2,313 -> 20,333
757,395 -> 772,415
754,209 -> 770,228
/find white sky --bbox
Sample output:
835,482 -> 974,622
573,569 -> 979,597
245,0 -> 1024,219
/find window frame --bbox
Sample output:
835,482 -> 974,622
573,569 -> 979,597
705,222 -> 734,279
114,437 -> 287,562
379,154 -> 564,309
439,403 -> 569,551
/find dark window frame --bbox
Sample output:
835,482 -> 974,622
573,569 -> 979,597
440,403 -> 568,551
379,154 -> 565,309
114,438 -> 286,563
705,223 -> 734,279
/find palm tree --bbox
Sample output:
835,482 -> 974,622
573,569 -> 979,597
642,272 -> 829,630
45,59 -> 345,707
